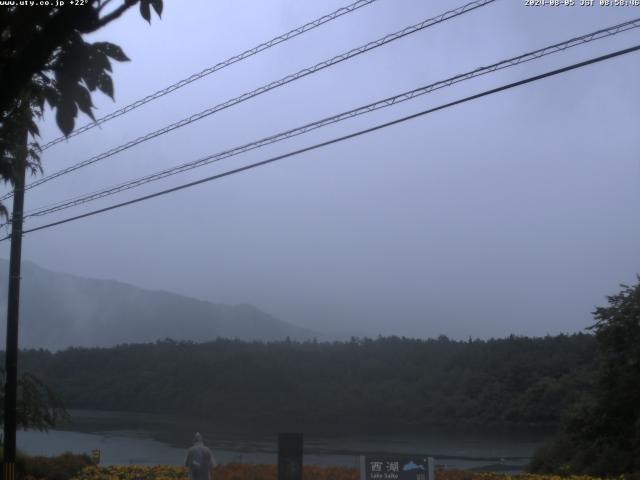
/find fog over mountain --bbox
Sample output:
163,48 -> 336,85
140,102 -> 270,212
0,1 -> 638,340
0,259 -> 318,351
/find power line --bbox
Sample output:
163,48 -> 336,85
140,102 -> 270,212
2,0 -> 495,201
21,17 -> 640,219
6,44 -> 638,242
38,0 -> 382,151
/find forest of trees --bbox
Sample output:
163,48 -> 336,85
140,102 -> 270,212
530,281 -> 640,475
14,334 -> 596,432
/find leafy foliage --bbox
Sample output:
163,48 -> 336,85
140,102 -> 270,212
18,334 -> 596,432
0,97 -> 42,218
529,279 -> 640,476
63,463 -> 640,480
19,452 -> 93,480
0,450 -> 92,480
71,463 -> 358,480
44,32 -> 132,134
0,368 -> 68,431
0,0 -> 162,213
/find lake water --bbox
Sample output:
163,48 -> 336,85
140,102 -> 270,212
17,410 -> 551,471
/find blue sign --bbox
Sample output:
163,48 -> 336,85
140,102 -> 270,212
360,455 -> 434,480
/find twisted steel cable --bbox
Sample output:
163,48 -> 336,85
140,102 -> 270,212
22,16 -> 640,220
5,43 -> 639,241
39,0 -> 382,151
2,0 -> 496,202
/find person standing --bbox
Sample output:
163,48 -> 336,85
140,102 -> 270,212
185,432 -> 216,480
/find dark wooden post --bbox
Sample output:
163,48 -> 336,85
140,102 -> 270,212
2,127 -> 27,480
278,432 -> 303,480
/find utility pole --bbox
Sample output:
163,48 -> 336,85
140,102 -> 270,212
3,126 -> 27,480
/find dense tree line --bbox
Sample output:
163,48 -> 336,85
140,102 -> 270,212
14,334 -> 595,432
530,280 -> 640,476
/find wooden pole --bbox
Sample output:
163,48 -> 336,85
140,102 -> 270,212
3,127 -> 27,480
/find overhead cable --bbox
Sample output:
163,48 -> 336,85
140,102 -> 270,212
3,0 -> 496,201
6,44 -> 638,241
22,17 -> 640,219
39,0 -> 382,151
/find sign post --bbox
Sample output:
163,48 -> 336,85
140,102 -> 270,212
359,455 -> 435,480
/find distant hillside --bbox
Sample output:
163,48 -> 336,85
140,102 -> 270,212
0,259 -> 317,350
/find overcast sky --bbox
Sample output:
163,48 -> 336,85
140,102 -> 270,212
1,0 -> 639,339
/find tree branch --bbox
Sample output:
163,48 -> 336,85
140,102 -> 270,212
96,0 -> 137,29
97,0 -> 117,14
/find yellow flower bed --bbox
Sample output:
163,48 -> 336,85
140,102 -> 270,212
437,472 -> 630,480
437,473 -> 602,480
69,464 -> 614,480
70,463 -> 359,480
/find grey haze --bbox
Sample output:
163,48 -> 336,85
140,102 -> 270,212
0,0 -> 638,343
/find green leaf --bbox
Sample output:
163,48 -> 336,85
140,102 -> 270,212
90,49 -> 112,73
150,0 -> 162,17
93,42 -> 130,62
35,92 -> 46,112
56,99 -> 78,136
81,66 -> 99,91
60,35 -> 90,82
73,84 -> 95,120
140,0 -> 151,23
27,146 -> 43,176
27,119 -> 39,137
42,86 -> 59,109
97,72 -> 114,99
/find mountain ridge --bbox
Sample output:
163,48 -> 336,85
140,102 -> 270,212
0,258 -> 317,350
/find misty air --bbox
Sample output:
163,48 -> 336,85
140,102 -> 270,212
0,1 -> 638,480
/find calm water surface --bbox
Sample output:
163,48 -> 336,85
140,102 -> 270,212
17,410 -> 551,471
